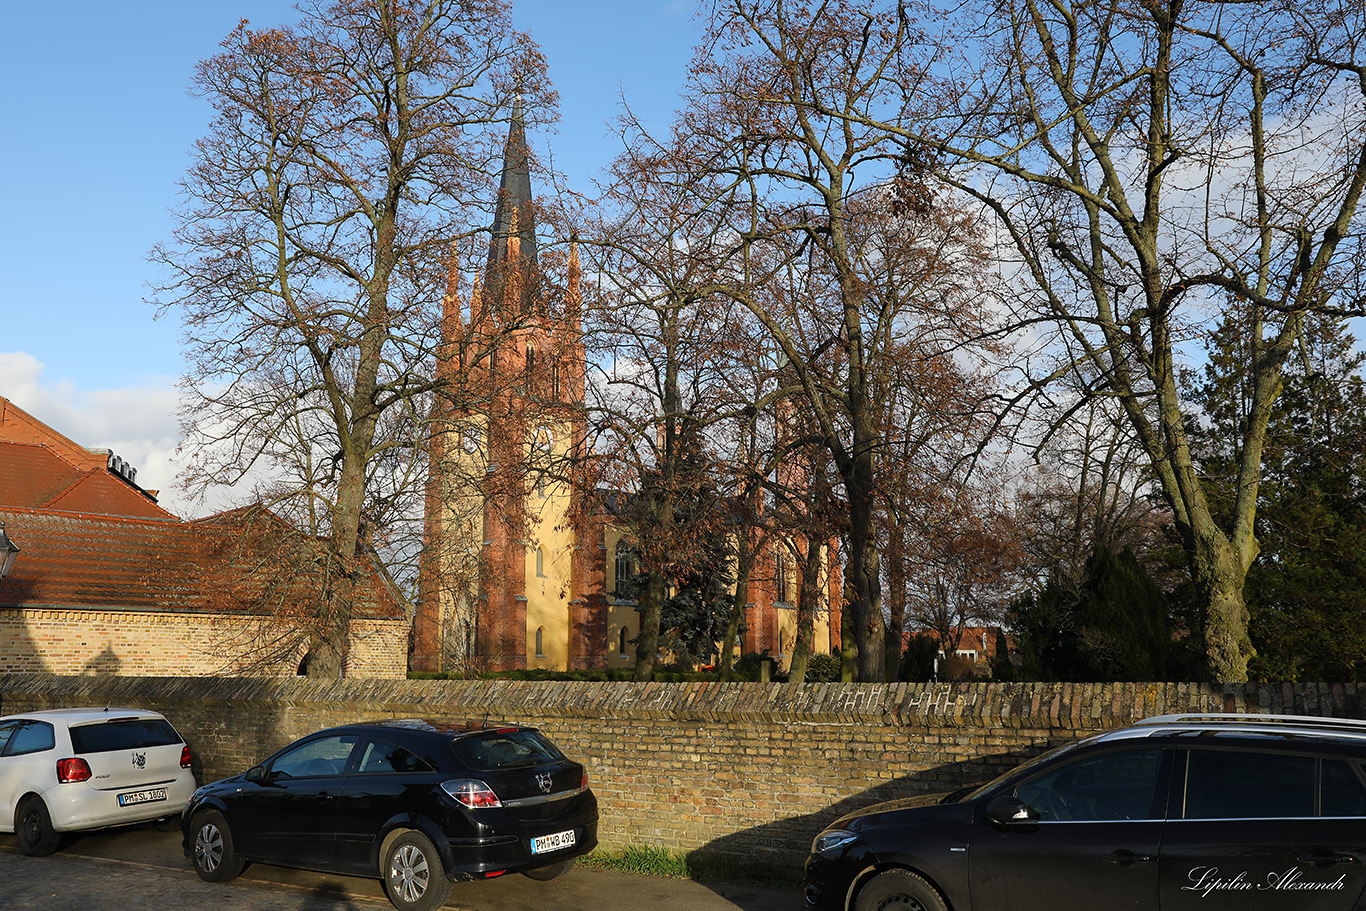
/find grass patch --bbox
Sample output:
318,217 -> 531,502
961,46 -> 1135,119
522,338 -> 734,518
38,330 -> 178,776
578,846 -> 801,890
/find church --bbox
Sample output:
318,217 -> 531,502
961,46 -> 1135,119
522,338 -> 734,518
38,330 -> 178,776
412,102 -> 839,675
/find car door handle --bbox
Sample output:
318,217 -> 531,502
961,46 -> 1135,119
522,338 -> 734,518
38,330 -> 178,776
1106,850 -> 1153,865
1300,853 -> 1357,866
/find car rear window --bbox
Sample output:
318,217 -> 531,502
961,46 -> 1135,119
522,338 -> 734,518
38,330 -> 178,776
69,718 -> 182,754
450,729 -> 564,770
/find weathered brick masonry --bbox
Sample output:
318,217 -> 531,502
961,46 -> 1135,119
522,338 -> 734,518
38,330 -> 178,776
2,676 -> 1361,870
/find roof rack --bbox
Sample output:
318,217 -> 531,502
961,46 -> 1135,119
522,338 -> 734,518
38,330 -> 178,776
1136,713 -> 1366,732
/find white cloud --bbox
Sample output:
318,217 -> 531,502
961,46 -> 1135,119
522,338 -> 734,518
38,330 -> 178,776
0,351 -> 203,518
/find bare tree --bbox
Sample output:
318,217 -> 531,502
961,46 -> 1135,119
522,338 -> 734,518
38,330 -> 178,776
827,0 -> 1366,681
1013,397 -> 1174,600
639,0 -> 1008,680
153,0 -> 549,676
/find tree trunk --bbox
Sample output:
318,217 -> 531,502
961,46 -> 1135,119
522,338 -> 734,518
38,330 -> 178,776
718,533 -> 757,682
1192,528 -> 1254,682
840,579 -> 858,682
633,570 -> 665,681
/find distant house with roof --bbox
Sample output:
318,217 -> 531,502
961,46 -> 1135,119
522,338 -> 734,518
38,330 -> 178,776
0,395 -> 408,677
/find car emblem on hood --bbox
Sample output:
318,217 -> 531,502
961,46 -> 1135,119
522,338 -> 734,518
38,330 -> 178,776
536,772 -> 553,793
131,751 -> 147,769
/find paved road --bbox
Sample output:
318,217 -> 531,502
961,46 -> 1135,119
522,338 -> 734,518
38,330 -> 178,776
0,824 -> 802,911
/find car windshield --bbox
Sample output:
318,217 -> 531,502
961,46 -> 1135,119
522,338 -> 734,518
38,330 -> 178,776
70,718 -> 182,753
958,740 -> 1086,802
450,729 -> 563,770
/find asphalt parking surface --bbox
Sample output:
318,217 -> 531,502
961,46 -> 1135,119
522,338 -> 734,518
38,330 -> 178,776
0,823 -> 802,911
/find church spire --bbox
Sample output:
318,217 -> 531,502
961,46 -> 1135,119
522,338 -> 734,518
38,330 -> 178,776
486,93 -> 539,314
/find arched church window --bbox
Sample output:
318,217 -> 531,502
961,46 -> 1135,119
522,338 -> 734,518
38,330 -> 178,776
614,542 -> 636,594
535,626 -> 546,658
535,547 -> 546,578
618,627 -> 628,656
775,547 -> 790,603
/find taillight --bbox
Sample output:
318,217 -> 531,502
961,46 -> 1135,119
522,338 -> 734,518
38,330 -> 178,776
57,758 -> 92,783
581,771 -> 590,790
441,779 -> 502,808
181,745 -> 193,769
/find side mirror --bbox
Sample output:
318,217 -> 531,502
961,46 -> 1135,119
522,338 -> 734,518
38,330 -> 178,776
986,794 -> 1040,827
245,765 -> 266,783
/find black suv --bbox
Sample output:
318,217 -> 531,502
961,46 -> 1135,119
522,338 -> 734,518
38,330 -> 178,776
804,713 -> 1366,911
183,718 -> 597,911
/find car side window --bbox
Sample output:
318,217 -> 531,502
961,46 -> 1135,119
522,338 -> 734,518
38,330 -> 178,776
1184,749 -> 1315,819
268,734 -> 359,779
0,720 -> 18,755
1012,748 -> 1163,822
1321,759 -> 1366,817
3,721 -> 55,757
356,739 -> 433,775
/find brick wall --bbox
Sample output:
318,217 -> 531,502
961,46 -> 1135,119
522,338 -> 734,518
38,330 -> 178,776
0,610 -> 408,678
2,676 -> 1361,871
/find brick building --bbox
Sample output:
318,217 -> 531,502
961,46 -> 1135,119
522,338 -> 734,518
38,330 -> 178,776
413,104 -> 840,675
0,395 -> 408,677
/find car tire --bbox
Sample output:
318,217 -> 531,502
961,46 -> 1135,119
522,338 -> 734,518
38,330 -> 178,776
854,870 -> 949,911
522,857 -> 576,881
15,796 -> 61,857
190,810 -> 245,882
383,830 -> 452,911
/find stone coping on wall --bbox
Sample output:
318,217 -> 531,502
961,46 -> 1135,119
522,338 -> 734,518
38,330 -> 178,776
3,675 -> 1363,727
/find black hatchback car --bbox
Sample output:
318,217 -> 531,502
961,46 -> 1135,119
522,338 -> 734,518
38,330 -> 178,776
183,718 -> 597,911
805,713 -> 1366,911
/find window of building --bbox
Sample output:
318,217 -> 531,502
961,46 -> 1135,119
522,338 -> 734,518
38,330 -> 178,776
775,547 -> 790,603
535,626 -> 546,657
618,627 -> 629,656
614,543 -> 636,595
535,547 -> 546,578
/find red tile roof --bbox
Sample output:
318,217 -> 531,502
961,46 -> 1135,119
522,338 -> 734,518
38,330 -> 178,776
0,507 -> 404,620
0,441 -> 173,519
0,396 -> 172,520
0,397 -> 405,623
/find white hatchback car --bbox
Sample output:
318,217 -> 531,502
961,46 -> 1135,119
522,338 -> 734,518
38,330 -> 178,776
0,707 -> 197,855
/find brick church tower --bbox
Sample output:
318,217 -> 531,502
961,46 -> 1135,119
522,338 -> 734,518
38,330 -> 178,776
413,98 -> 607,673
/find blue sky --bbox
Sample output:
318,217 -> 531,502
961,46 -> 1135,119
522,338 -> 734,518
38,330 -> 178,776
0,1 -> 701,513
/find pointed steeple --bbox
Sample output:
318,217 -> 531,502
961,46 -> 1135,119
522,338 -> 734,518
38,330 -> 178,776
486,94 -> 539,315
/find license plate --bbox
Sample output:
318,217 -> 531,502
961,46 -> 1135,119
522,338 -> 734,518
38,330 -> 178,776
117,788 -> 167,807
530,829 -> 576,854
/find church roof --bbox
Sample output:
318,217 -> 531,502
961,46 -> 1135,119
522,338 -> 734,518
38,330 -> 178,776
485,95 -> 540,314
